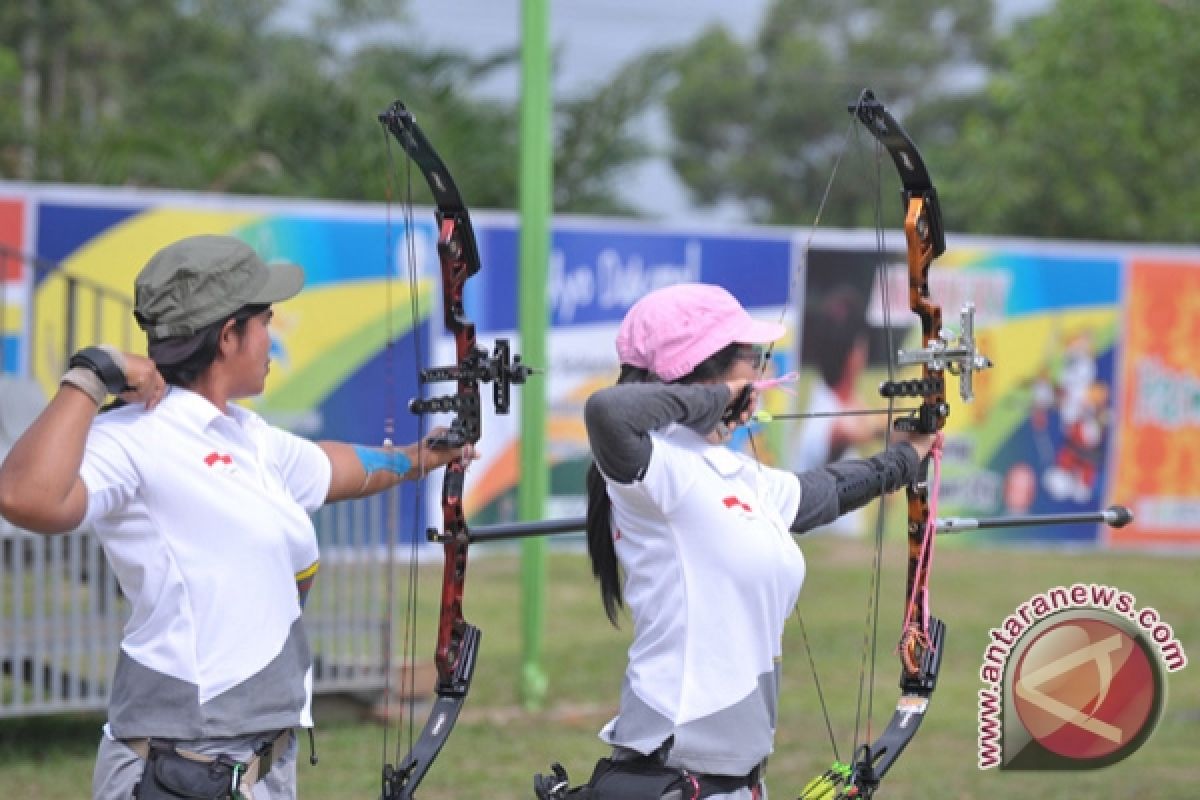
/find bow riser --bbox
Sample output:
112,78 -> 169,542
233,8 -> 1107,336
840,89 -> 992,798
899,191 -> 945,681
430,200 -> 481,697
378,101 -> 533,800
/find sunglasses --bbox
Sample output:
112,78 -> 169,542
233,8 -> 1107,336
735,345 -> 768,370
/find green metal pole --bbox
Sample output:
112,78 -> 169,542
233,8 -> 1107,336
517,0 -> 551,710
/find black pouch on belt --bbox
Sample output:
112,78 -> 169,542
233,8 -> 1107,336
585,756 -> 698,800
133,740 -> 240,800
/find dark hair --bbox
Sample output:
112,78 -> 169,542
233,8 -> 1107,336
154,304 -> 269,387
585,342 -> 741,626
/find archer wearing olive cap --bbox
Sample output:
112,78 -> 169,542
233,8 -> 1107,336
134,234 -> 305,365
0,229 -> 474,800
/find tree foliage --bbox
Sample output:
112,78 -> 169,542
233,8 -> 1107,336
11,0 -> 1193,240
665,0 -> 1199,243
938,0 -> 1200,242
664,0 -> 998,227
0,0 -> 663,215
554,51 -> 675,215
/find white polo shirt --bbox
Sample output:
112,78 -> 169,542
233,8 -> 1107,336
599,423 -> 805,775
79,387 -> 330,738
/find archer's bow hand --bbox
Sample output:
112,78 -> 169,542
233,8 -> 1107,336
893,430 -> 937,462
409,426 -> 479,477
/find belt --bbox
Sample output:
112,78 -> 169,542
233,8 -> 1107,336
124,728 -> 292,789
612,740 -> 766,799
693,760 -> 765,798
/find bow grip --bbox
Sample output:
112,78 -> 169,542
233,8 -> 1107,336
892,402 -> 946,434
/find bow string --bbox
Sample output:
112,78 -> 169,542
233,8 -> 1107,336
795,89 -> 993,800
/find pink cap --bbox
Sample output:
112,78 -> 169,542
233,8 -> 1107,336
615,283 -> 785,381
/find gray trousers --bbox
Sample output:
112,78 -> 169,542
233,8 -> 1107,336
92,730 -> 298,800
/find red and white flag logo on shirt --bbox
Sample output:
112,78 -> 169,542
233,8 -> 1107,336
203,451 -> 233,468
722,495 -> 753,514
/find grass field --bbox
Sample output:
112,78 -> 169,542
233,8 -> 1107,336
1,537 -> 1195,799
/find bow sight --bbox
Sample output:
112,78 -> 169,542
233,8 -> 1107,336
880,301 -> 994,434
893,302 -> 993,401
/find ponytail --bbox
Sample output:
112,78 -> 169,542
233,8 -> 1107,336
584,345 -> 742,626
585,364 -> 650,626
586,461 -> 623,626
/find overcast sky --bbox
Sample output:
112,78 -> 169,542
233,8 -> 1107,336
341,0 -> 760,98
380,1 -> 768,219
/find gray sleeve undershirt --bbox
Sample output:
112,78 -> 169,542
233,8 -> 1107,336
790,443 -> 922,533
584,383 -> 731,484
583,382 -> 922,533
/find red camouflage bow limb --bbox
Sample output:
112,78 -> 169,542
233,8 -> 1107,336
378,101 -> 533,800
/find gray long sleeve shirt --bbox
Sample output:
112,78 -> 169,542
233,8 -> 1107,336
584,382 -> 921,533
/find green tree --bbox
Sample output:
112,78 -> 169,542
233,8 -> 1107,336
0,0 -> 309,184
0,0 -> 665,216
554,51 -> 674,215
229,43 -> 522,209
664,0 -> 998,227
939,0 -> 1200,242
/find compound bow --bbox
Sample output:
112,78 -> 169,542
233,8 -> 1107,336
371,92 -> 1127,800
801,89 -> 993,799
377,102 -> 534,799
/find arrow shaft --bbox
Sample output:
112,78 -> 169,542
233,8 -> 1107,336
461,505 -> 1133,542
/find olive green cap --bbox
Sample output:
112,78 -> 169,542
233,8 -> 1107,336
134,235 -> 305,339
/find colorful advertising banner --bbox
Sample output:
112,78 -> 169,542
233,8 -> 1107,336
2,183 -> 1198,550
0,195 -> 27,373
1109,258 -> 1200,549
777,239 -> 1126,545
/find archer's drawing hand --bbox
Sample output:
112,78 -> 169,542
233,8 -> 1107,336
118,353 -> 168,410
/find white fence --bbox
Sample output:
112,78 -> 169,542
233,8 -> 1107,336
0,523 -> 122,715
1,243 -> 401,717
1,495 -> 397,717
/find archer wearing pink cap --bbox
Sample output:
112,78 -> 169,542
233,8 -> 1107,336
567,281 -> 935,797
615,283 -> 785,381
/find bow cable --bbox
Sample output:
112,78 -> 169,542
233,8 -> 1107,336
378,120 -> 437,787
745,108 -> 863,764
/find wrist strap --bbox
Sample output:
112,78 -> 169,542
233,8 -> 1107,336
68,345 -> 129,395
61,367 -> 106,406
